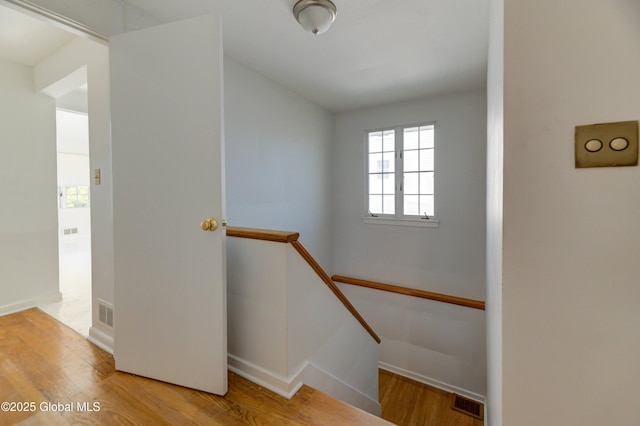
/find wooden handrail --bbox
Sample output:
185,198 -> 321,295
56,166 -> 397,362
226,226 -> 381,344
290,241 -> 381,344
332,275 -> 486,311
226,226 -> 299,243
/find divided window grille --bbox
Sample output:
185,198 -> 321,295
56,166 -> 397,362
367,124 -> 435,218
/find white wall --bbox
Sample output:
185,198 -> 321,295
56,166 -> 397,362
286,245 -> 379,414
339,283 -> 486,400
0,58 -> 60,314
500,1 -> 640,424
331,92 -> 487,396
333,92 -> 487,299
224,58 -> 334,268
227,238 -> 288,380
227,236 -> 380,414
35,37 -> 113,351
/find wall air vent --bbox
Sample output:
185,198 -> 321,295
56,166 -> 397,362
452,393 -> 484,420
63,227 -> 78,235
98,299 -> 114,328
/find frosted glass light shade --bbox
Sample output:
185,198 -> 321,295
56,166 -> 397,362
293,0 -> 337,35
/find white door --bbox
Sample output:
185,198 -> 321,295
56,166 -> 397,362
110,14 -> 227,395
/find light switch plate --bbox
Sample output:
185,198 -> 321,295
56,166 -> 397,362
575,120 -> 638,168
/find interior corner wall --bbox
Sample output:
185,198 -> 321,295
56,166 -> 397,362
503,1 -> 640,424
0,59 -> 60,314
224,57 -> 334,269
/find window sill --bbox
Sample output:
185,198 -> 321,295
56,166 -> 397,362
361,217 -> 439,228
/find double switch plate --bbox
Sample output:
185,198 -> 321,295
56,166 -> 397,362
575,120 -> 638,168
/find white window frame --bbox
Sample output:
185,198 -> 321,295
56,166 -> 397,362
363,123 -> 439,228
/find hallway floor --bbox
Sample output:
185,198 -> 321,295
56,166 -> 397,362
1,308 -> 392,425
39,234 -> 91,337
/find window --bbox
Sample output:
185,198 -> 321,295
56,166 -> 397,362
366,124 -> 435,221
59,185 -> 90,209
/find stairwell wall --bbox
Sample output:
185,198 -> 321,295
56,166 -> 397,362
224,57 -> 334,271
331,91 -> 488,398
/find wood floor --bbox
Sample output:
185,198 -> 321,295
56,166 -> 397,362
0,309 -> 483,425
379,370 -> 483,426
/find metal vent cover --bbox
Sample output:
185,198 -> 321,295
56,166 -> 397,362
452,393 -> 484,420
98,299 -> 114,328
63,227 -> 78,235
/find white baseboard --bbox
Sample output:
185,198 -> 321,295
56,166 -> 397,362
227,354 -> 303,399
228,354 -> 381,416
379,361 -> 486,404
0,292 -> 62,317
88,326 -> 114,354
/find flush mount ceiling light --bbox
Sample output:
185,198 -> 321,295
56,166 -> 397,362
293,0 -> 337,35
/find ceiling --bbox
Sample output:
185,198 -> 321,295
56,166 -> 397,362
0,0 -> 489,112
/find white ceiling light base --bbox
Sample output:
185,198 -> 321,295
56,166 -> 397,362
293,0 -> 337,35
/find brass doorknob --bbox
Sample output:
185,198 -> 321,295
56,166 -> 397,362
200,218 -> 218,232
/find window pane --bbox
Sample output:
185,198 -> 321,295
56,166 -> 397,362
383,152 -> 395,173
369,174 -> 382,194
404,126 -> 419,150
403,151 -> 420,172
382,195 -> 395,215
420,149 -> 434,171
382,173 -> 395,194
79,186 -> 89,195
78,194 -> 89,207
383,129 -> 395,152
66,187 -> 77,195
404,172 -> 419,194
369,131 -> 382,153
376,158 -> 390,173
369,195 -> 382,214
369,153 -> 382,173
404,149 -> 419,172
420,125 -> 434,148
420,195 -> 434,216
420,172 -> 434,194
404,195 -> 419,215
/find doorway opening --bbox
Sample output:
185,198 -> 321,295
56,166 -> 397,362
40,95 -> 92,337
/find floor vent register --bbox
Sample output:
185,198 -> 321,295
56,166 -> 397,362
451,393 -> 484,421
